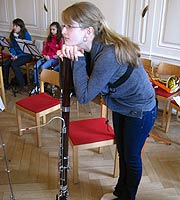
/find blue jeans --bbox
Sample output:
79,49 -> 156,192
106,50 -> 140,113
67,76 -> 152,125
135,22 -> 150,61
34,58 -> 59,85
3,55 -> 32,88
53,65 -> 60,72
112,106 -> 157,200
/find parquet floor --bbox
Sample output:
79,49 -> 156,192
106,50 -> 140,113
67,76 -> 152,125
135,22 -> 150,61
0,90 -> 180,200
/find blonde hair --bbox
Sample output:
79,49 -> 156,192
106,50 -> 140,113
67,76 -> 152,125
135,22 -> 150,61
62,2 -> 140,66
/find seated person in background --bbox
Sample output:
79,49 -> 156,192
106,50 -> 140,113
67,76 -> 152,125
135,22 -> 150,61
30,22 -> 63,95
2,18 -> 32,92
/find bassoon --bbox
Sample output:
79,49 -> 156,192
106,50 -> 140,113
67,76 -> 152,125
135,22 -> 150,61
56,57 -> 72,200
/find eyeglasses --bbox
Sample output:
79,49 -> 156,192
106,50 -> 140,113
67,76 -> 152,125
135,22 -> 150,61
61,24 -> 81,30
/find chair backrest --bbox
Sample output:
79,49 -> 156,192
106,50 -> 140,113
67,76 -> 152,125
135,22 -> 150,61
40,69 -> 59,92
141,58 -> 152,76
158,62 -> 180,77
0,46 -> 3,56
100,97 -> 114,127
100,97 -> 108,118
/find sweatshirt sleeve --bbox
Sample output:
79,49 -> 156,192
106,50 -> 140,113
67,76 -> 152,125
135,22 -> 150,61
24,31 -> 32,41
42,40 -> 48,56
59,38 -> 63,49
72,47 -> 119,104
9,42 -> 16,55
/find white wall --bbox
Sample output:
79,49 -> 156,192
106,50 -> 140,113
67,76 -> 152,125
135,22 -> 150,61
58,0 -> 125,34
0,0 -> 59,39
125,0 -> 180,65
0,0 -> 180,65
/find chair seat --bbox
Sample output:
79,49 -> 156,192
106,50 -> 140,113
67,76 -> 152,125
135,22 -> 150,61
69,118 -> 114,145
156,87 -> 180,98
16,92 -> 60,113
2,52 -> 10,58
171,100 -> 179,107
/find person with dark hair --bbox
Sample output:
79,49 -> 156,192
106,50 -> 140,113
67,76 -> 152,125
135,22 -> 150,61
30,22 -> 63,95
2,18 -> 32,92
57,2 -> 157,200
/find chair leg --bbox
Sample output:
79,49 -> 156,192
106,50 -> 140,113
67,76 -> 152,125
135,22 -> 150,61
165,105 -> 172,133
16,108 -> 23,136
161,100 -> 168,127
141,142 -> 146,157
26,64 -> 30,85
42,115 -> 46,124
98,147 -> 103,153
0,67 -> 7,110
176,110 -> 179,120
73,146 -> 79,184
76,100 -> 79,115
113,147 -> 119,178
35,115 -> 41,147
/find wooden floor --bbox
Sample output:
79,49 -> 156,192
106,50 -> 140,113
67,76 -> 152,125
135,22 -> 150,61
0,90 -> 180,200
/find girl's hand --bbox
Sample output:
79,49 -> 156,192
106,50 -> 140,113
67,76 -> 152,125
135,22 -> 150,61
53,55 -> 58,59
11,55 -> 17,60
44,55 -> 50,60
57,44 -> 84,61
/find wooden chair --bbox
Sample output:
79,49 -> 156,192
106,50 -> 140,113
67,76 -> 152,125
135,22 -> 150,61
24,60 -> 36,85
155,63 -> 180,127
165,100 -> 180,133
69,98 -> 118,184
16,69 -> 60,147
